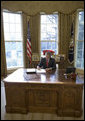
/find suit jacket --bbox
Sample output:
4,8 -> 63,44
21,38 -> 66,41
38,57 -> 56,70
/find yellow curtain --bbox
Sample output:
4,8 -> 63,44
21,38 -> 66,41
1,9 -> 7,77
22,13 -> 29,68
29,14 -> 40,54
58,12 -> 73,68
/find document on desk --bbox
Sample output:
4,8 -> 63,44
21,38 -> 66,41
26,68 -> 36,74
25,68 -> 46,74
36,69 -> 46,73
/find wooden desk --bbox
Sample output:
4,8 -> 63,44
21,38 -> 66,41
3,68 -> 84,117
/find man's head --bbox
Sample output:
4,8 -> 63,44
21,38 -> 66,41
46,51 -> 51,59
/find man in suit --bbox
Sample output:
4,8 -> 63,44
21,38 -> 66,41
37,51 -> 56,71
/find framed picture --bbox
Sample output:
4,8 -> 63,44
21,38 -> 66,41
55,54 -> 65,62
55,55 -> 61,62
32,53 -> 40,61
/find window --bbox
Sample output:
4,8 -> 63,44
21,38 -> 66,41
3,11 -> 23,69
40,14 -> 58,56
75,11 -> 84,69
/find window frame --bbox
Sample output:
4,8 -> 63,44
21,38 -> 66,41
74,9 -> 84,73
40,13 -> 59,57
3,11 -> 24,70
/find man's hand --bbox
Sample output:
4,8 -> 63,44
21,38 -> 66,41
45,68 -> 52,72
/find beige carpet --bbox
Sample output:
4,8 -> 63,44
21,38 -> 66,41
1,81 -> 84,120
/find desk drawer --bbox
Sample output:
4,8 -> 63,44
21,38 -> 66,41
26,89 -> 58,109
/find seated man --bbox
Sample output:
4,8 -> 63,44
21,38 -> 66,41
37,51 -> 56,71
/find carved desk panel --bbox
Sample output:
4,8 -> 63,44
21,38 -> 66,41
3,68 -> 84,117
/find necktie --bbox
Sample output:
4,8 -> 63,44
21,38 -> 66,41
46,59 -> 48,67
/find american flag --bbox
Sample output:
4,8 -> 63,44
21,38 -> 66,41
27,21 -> 32,64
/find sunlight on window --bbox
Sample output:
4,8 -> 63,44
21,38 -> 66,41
3,12 -> 23,69
75,11 -> 84,69
41,14 -> 58,56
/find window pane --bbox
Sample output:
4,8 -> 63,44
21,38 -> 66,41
10,33 -> 16,40
3,12 -> 9,23
76,11 -> 84,69
79,11 -> 84,22
41,14 -> 58,41
41,33 -> 47,40
81,59 -> 84,68
76,41 -> 84,69
3,12 -> 22,41
77,41 -> 83,50
47,42 -> 51,49
41,41 -> 58,55
78,11 -> 84,40
9,24 -> 16,32
47,24 -> 52,32
77,41 -> 84,58
79,24 -> 84,30
5,42 -> 23,68
41,14 -> 58,56
76,59 -> 82,68
4,33 -> 10,40
77,51 -> 82,58
9,13 -> 15,23
41,42 -> 47,50
3,12 -> 23,69
5,32 -> 22,41
3,23 -> 9,32
78,31 -> 84,40
41,24 -> 47,32
16,33 -> 22,40
15,24 -> 21,32
15,14 -> 21,23
52,42 -> 56,50
41,15 -> 46,23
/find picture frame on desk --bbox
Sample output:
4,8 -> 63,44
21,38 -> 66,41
55,55 -> 60,62
55,54 -> 65,62
32,53 -> 40,61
